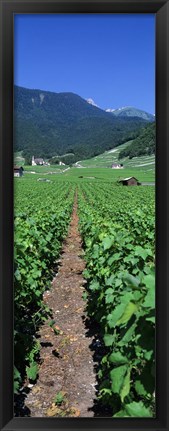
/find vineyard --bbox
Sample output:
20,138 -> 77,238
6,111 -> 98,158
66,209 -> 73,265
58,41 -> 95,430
14,172 -> 155,417
14,180 -> 75,391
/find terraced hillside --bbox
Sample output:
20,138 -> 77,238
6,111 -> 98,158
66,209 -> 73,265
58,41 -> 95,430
77,141 -> 155,171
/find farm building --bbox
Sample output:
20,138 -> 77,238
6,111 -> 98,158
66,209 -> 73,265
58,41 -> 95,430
14,166 -> 24,177
111,163 -> 123,169
119,177 -> 141,186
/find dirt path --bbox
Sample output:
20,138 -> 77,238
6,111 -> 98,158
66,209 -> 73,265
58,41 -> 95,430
24,197 -> 97,417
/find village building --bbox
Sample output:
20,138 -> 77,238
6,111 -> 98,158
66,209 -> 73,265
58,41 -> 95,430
59,161 -> 65,166
32,156 -> 50,166
32,156 -> 44,166
119,177 -> 141,186
14,166 -> 24,177
111,163 -> 123,169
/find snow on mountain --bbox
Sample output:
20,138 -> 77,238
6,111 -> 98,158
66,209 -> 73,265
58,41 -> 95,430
105,106 -> 154,121
86,98 -> 99,108
106,106 -> 129,112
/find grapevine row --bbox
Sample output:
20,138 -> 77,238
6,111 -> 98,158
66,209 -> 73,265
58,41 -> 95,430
77,182 -> 155,417
14,180 -> 75,391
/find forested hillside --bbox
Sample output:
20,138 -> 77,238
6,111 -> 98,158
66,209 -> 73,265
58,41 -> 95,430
14,86 -> 152,162
118,123 -> 155,160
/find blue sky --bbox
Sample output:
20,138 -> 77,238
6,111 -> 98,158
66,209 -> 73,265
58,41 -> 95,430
14,14 -> 155,114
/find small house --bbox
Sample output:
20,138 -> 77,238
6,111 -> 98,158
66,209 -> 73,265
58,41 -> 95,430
119,177 -> 141,186
111,163 -> 123,169
14,166 -> 24,177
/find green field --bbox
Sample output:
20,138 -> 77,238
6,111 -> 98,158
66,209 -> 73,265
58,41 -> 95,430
20,165 -> 155,183
23,164 -> 68,173
65,167 -> 154,183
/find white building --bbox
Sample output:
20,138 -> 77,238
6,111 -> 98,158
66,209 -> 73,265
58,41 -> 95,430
32,156 -> 44,166
111,163 -> 124,169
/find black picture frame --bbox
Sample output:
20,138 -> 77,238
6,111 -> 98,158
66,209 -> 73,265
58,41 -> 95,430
0,0 -> 169,430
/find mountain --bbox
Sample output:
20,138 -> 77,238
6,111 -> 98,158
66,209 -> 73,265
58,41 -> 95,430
14,86 -> 154,163
118,122 -> 155,160
105,106 -> 154,122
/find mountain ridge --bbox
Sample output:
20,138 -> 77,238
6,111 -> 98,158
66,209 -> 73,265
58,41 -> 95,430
14,85 -> 154,163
